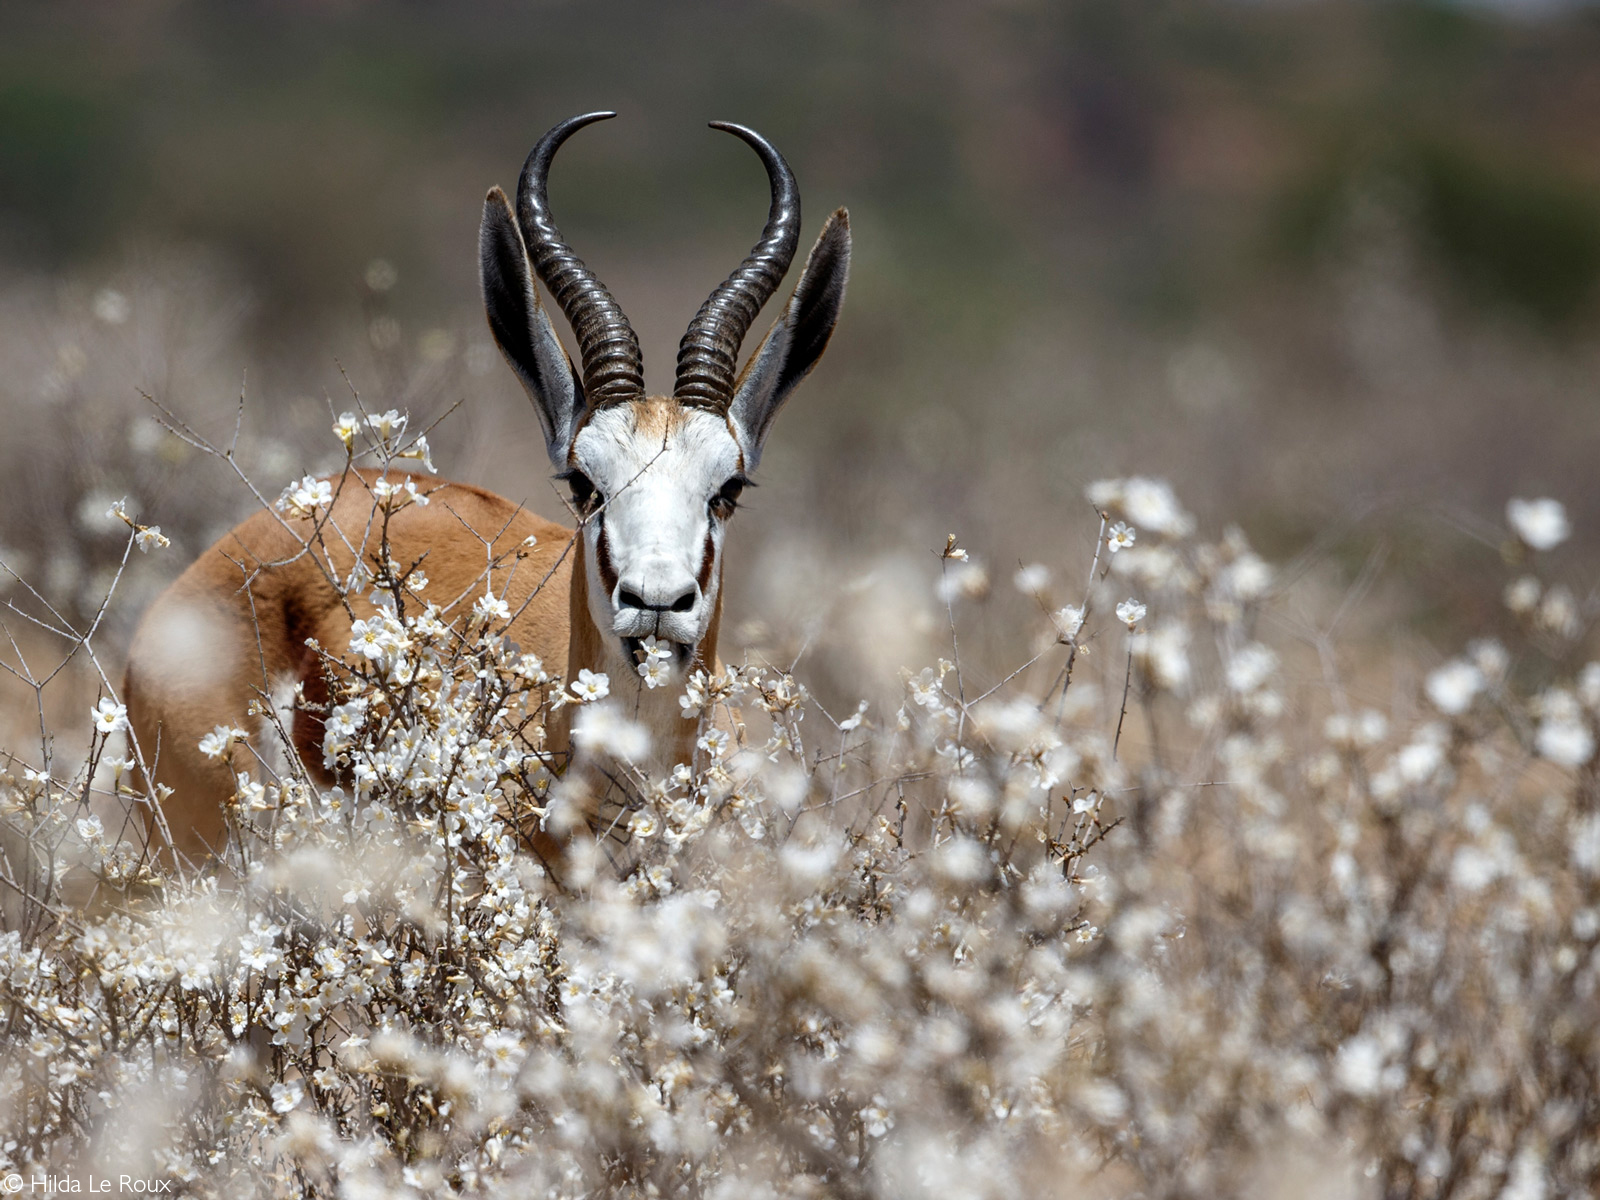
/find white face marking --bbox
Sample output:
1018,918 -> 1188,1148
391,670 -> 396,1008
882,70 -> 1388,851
567,402 -> 744,688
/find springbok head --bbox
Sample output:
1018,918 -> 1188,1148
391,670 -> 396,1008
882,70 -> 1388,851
479,112 -> 850,685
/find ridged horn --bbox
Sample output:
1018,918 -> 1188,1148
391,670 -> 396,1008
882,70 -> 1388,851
516,111 -> 644,406
674,122 -> 801,409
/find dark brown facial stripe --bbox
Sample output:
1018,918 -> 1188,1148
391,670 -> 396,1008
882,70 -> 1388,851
595,517 -> 620,596
697,527 -> 717,594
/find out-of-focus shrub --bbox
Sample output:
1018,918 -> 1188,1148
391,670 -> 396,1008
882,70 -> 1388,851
1,428 -> 1597,1198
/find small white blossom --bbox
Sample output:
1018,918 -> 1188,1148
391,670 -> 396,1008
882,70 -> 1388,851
1504,575 -> 1542,614
198,725 -> 249,760
680,672 -> 709,719
1115,598 -> 1146,628
839,700 -> 869,732
571,668 -> 610,703
1087,477 -> 1194,537
573,704 -> 651,761
276,475 -> 334,519
1425,660 -> 1484,716
1053,605 -> 1085,639
1013,563 -> 1050,595
270,1080 -> 304,1113
92,697 -> 128,735
1334,1035 -> 1389,1097
698,727 -> 730,759
473,591 -> 512,623
333,412 -> 360,448
75,815 -> 104,842
1538,716 -> 1594,768
134,525 -> 170,553
1106,522 -> 1136,553
365,408 -> 408,442
1507,496 -> 1570,551
1226,643 -> 1276,694
398,434 -> 436,473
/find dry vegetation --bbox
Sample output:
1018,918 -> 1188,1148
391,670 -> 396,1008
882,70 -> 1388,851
7,8 -> 1600,1194
1,402 -> 1597,1198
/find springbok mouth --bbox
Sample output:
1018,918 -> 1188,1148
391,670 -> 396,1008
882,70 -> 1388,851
621,635 -> 696,677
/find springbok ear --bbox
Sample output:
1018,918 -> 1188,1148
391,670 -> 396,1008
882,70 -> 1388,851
728,209 -> 850,468
480,186 -> 584,462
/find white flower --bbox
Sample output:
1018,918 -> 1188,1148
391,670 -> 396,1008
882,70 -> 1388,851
1466,638 -> 1509,683
1425,660 -> 1484,716
276,475 -> 334,519
1538,585 -> 1581,640
1324,709 -> 1387,748
270,1080 -> 304,1113
908,667 -> 943,709
198,725 -> 249,760
1538,717 -> 1594,768
1086,477 -> 1194,537
76,815 -> 104,842
333,412 -> 360,448
1013,563 -> 1050,595
1573,814 -> 1600,876
473,591 -> 512,623
698,728 -> 730,759
679,672 -> 709,719
639,634 -> 673,664
92,698 -> 128,735
573,704 -> 651,761
1132,622 -> 1190,691
365,408 -> 407,442
134,525 -> 169,553
839,700 -> 869,732
1226,643 -> 1277,694
1395,729 -> 1447,784
571,669 -> 610,703
349,615 -> 406,663
104,497 -> 129,523
1507,496 -> 1569,551
398,435 -> 437,473
1504,575 -> 1542,614
1115,598 -> 1146,628
1334,1034 -> 1388,1097
1106,522 -> 1136,554
1053,605 -> 1085,639
860,1098 -> 894,1139
638,657 -> 670,689
1220,552 -> 1273,602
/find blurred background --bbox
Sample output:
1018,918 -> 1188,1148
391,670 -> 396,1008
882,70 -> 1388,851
5,0 -> 1600,717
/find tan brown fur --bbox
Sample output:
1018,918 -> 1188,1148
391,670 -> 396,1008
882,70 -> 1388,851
126,470 -> 590,858
127,447 -> 731,864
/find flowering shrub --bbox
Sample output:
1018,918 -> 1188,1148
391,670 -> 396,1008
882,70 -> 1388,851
2,426 -> 1599,1197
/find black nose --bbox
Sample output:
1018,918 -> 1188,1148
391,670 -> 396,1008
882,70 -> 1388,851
618,586 -> 696,614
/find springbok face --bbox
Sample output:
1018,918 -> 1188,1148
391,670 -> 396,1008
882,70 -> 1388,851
479,112 -> 850,688
565,401 -> 743,675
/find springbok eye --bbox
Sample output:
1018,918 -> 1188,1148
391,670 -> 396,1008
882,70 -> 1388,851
710,476 -> 747,520
563,469 -> 600,515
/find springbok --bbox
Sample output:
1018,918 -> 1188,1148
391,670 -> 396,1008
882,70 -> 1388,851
123,112 -> 850,863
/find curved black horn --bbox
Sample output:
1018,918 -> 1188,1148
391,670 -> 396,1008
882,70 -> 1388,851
516,111 -> 644,405
674,122 -> 801,409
